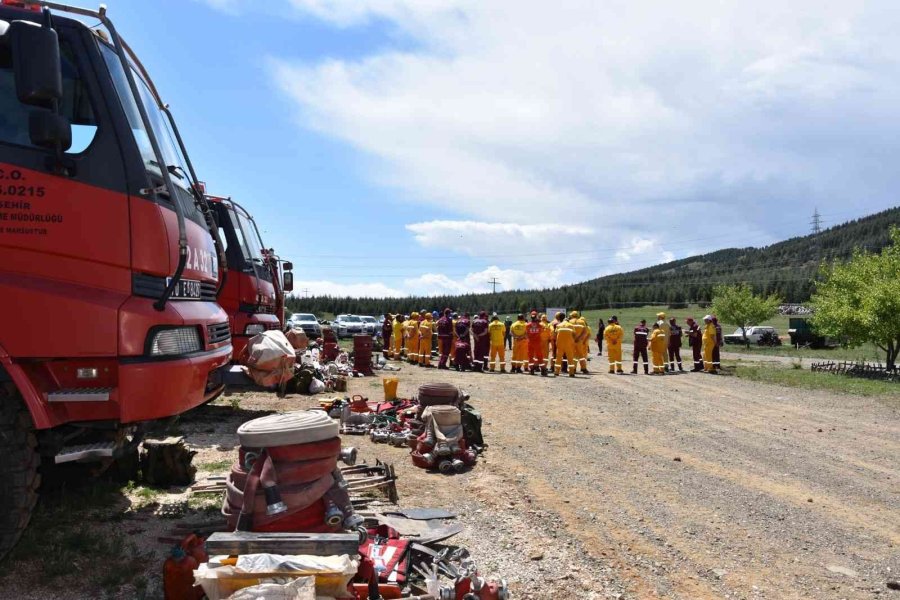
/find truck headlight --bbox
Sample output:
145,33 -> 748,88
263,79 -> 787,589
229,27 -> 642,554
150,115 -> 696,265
149,327 -> 201,356
245,323 -> 266,335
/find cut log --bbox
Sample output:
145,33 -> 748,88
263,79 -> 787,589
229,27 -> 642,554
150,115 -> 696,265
140,437 -> 196,487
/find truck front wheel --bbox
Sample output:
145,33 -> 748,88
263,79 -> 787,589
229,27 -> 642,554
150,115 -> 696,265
0,389 -> 40,559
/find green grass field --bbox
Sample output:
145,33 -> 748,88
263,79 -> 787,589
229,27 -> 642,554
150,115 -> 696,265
728,361 -> 900,403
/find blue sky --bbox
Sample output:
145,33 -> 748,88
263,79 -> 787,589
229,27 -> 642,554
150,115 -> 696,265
105,0 -> 900,297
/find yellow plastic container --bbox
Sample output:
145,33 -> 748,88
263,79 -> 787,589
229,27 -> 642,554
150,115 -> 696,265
382,377 -> 399,401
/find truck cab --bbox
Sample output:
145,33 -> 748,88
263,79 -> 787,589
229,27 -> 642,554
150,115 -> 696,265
207,195 -> 293,361
0,0 -> 232,557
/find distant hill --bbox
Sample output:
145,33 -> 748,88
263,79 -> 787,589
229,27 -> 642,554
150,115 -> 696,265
287,206 -> 900,316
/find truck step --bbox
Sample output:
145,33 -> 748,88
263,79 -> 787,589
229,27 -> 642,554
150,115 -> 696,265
54,441 -> 117,464
45,388 -> 113,403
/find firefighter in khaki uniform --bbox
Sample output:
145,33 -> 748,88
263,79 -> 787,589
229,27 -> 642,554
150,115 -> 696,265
539,314 -> 553,370
604,317 -> 625,373
488,314 -> 507,372
553,312 -> 577,377
391,314 -> 404,359
418,312 -> 434,367
702,315 -> 718,373
509,314 -> 529,373
404,312 -> 420,364
569,311 -> 587,373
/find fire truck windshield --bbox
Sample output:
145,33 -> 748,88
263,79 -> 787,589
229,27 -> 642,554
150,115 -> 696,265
98,43 -> 191,191
237,211 -> 266,263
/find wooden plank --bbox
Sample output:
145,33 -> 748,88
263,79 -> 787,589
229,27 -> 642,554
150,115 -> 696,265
205,531 -> 360,557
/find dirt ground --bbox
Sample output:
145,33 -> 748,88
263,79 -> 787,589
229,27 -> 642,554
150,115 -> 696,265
4,351 -> 898,599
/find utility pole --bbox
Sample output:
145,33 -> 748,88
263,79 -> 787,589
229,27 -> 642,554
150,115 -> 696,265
810,208 -> 823,235
487,277 -> 501,294
301,288 -> 310,298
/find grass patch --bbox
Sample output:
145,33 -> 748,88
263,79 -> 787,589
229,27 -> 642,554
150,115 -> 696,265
2,482 -> 150,594
199,458 -> 233,472
730,362 -> 900,399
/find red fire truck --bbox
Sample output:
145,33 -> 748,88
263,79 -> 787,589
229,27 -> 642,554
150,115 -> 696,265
0,1 -> 231,555
206,194 -> 293,361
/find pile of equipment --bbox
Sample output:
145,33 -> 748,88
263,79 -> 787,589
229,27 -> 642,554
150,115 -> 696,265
222,411 -> 363,534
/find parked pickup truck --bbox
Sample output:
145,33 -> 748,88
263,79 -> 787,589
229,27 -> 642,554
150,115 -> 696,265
723,326 -> 779,345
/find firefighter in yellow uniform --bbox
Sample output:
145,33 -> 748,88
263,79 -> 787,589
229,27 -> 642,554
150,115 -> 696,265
418,312 -> 434,367
404,312 -> 420,364
657,312 -> 671,372
702,315 -> 718,373
604,317 -> 625,373
539,314 -> 553,370
391,314 -> 404,359
488,314 -> 507,372
649,322 -> 668,374
553,312 -> 577,377
569,311 -> 586,373
509,314 -> 528,373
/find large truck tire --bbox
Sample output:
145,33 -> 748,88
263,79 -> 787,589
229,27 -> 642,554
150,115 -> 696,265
0,394 -> 40,560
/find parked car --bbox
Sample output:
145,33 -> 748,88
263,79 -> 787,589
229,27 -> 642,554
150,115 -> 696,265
359,315 -> 379,335
288,313 -> 322,338
723,326 -> 779,345
333,314 -> 365,339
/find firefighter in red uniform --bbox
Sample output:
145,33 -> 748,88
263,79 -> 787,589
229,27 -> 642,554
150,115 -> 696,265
667,317 -> 685,372
436,308 -> 454,369
631,319 -> 650,374
526,311 -> 547,376
685,317 -> 703,371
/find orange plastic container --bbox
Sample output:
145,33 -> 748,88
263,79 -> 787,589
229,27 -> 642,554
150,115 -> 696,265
164,545 -> 202,600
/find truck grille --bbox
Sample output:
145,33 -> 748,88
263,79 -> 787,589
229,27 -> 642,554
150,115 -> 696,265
133,273 -> 218,301
207,322 -> 231,345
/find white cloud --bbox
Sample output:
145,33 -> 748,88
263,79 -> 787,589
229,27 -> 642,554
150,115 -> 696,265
291,280 -> 405,298
404,265 -> 564,296
405,220 -> 593,258
272,0 -> 900,250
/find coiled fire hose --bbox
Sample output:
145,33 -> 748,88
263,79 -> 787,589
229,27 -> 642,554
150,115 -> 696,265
223,411 -> 361,532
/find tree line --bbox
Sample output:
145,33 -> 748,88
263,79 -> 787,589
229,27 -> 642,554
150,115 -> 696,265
286,207 -> 900,317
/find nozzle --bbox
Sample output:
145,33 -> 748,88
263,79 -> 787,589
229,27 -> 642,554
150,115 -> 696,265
452,458 -> 465,472
437,460 -> 454,474
340,446 -> 358,466
263,486 -> 288,516
324,501 -> 344,526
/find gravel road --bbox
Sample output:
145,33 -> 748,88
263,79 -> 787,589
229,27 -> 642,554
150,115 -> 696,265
7,357 -> 896,599
381,362 -> 899,599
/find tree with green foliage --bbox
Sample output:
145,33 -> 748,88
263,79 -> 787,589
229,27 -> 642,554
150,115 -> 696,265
811,227 -> 900,370
711,283 -> 781,347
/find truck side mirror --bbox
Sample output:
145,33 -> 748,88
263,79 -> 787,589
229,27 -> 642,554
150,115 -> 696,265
9,19 -> 63,108
283,261 -> 293,271
283,271 -> 294,292
29,110 -> 71,151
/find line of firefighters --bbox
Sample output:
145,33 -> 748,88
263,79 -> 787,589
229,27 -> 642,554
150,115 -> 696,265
380,310 -> 725,377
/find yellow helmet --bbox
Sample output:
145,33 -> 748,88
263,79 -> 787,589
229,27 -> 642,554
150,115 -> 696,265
555,311 -> 565,320
411,311 -> 419,319
657,312 -> 666,319
569,310 -> 580,318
